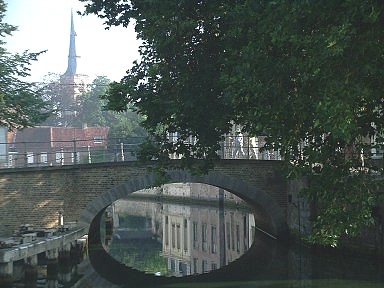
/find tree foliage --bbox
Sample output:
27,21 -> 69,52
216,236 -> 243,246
77,76 -> 110,127
0,1 -> 51,130
38,73 -> 66,126
80,0 -> 384,245
81,76 -> 147,139
41,74 -> 146,139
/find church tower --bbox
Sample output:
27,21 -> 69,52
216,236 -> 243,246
64,9 -> 77,76
59,9 -> 88,127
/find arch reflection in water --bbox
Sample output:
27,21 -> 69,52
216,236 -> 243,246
102,183 -> 256,277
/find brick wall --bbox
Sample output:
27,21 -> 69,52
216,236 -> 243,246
0,160 -> 287,236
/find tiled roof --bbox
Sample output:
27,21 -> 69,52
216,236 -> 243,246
8,126 -> 110,148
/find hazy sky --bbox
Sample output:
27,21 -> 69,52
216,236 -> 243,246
4,0 -> 141,83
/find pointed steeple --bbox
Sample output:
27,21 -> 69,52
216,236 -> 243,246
64,9 -> 77,76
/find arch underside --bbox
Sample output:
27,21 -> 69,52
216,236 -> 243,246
81,170 -> 288,286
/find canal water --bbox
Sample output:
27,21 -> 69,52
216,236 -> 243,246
8,184 -> 384,287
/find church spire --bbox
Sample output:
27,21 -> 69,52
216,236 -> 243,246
64,9 -> 77,75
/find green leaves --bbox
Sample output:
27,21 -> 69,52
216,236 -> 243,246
0,2 -> 51,129
90,0 -> 234,166
307,168 -> 379,246
82,0 -> 384,245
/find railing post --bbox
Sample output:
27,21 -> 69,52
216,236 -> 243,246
60,148 -> 64,165
120,143 -> 125,161
73,139 -> 78,165
23,142 -> 28,167
113,140 -> 118,162
219,140 -> 224,159
87,145 -> 91,164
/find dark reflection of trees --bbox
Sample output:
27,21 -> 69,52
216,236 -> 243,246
109,238 -> 168,276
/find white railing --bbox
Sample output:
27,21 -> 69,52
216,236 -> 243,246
0,135 -> 282,169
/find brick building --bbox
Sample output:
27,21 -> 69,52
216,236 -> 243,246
7,126 -> 109,167
2,11 -> 111,168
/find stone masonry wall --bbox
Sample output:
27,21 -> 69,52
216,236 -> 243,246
0,160 -> 287,236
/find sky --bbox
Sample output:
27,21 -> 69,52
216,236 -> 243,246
3,0 -> 141,83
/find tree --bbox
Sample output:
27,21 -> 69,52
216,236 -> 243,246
40,72 -> 89,127
0,1 -> 51,130
76,75 -> 147,139
80,0 -> 384,245
38,73 -> 65,126
40,74 -> 146,140
75,76 -> 110,127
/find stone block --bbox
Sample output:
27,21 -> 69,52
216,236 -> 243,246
19,224 -> 33,233
44,229 -> 57,238
46,248 -> 58,260
22,233 -> 37,244
0,261 -> 13,276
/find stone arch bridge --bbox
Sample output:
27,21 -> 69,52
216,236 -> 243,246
0,160 -> 290,238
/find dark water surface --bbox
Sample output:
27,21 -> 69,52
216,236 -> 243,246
95,190 -> 384,288
8,188 -> 384,287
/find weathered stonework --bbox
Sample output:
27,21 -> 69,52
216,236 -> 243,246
0,160 -> 288,237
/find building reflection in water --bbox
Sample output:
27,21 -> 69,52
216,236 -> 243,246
107,183 -> 256,277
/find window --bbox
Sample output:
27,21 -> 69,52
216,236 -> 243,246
40,152 -> 48,164
183,219 -> 188,252
27,152 -> 34,164
93,136 -> 103,144
211,225 -> 217,254
179,262 -> 188,276
193,222 -> 198,249
202,260 -> 208,273
165,216 -> 169,246
211,263 -> 218,271
193,258 -> 198,274
226,222 -> 230,250
172,223 -> 176,248
176,223 -> 181,250
202,223 -> 207,251
55,150 -> 64,164
170,258 -> 176,272
8,152 -> 17,167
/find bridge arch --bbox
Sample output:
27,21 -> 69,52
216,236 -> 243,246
79,169 -> 287,238
81,169 -> 288,285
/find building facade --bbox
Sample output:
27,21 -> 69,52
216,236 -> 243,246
112,183 -> 255,277
7,126 -> 109,167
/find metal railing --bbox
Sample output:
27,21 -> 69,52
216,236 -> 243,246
0,135 -> 281,169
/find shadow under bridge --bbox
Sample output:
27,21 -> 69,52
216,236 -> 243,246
81,167 -> 288,286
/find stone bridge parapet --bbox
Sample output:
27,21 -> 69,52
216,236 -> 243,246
0,160 -> 288,237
